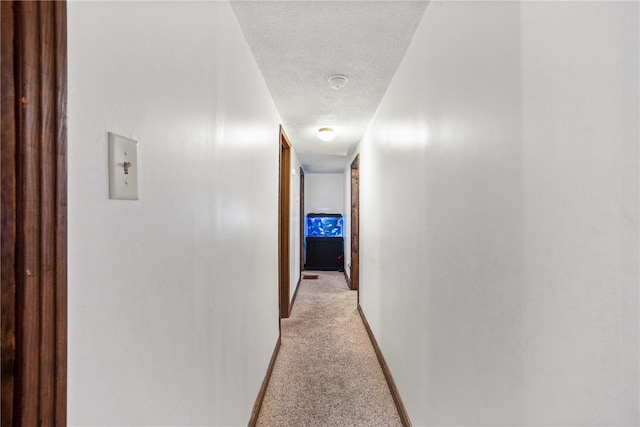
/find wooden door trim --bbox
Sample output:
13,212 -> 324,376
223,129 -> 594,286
278,125 -> 292,319
299,167 -> 305,274
1,2 -> 68,425
350,154 -> 360,296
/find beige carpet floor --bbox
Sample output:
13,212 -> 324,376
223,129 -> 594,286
256,271 -> 402,427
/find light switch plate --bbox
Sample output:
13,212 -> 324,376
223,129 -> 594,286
108,132 -> 138,200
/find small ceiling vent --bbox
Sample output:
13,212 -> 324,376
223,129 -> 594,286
328,74 -> 348,90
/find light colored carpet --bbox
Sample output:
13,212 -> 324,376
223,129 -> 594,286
256,271 -> 402,427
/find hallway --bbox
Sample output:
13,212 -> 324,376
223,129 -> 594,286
2,0 -> 636,425
257,272 -> 401,427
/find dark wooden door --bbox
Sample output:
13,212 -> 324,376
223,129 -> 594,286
350,155 -> 360,292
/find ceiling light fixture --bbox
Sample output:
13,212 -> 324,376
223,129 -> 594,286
318,127 -> 335,141
328,74 -> 348,90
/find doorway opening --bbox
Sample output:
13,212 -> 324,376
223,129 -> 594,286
350,155 -> 360,298
278,125 -> 292,320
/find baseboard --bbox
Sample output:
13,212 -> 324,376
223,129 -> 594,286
290,276 -> 302,314
248,335 -> 282,427
357,305 -> 412,427
343,270 -> 351,288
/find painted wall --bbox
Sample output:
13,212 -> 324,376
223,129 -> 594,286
67,2 -> 290,425
304,173 -> 345,216
353,1 -> 638,426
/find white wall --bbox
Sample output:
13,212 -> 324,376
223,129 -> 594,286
353,1 -> 638,426
68,2 -> 289,425
305,173 -> 345,216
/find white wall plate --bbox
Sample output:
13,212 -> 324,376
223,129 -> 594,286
108,132 -> 138,200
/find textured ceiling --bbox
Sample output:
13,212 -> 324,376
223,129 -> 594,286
231,1 -> 429,173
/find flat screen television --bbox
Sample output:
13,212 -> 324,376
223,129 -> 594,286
306,213 -> 343,237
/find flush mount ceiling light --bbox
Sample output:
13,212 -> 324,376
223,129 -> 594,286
328,74 -> 348,90
318,127 -> 335,141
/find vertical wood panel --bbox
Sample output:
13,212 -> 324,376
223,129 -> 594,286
38,1 -> 57,422
17,2 -> 44,423
54,2 -> 68,422
1,2 -> 67,425
1,2 -> 17,425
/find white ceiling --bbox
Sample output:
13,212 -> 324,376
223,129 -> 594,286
231,1 -> 429,173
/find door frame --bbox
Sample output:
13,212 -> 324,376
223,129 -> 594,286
299,167 -> 305,273
278,125 -> 292,319
350,154 -> 360,296
1,2 -> 68,424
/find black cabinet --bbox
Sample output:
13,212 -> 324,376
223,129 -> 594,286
305,237 -> 344,271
